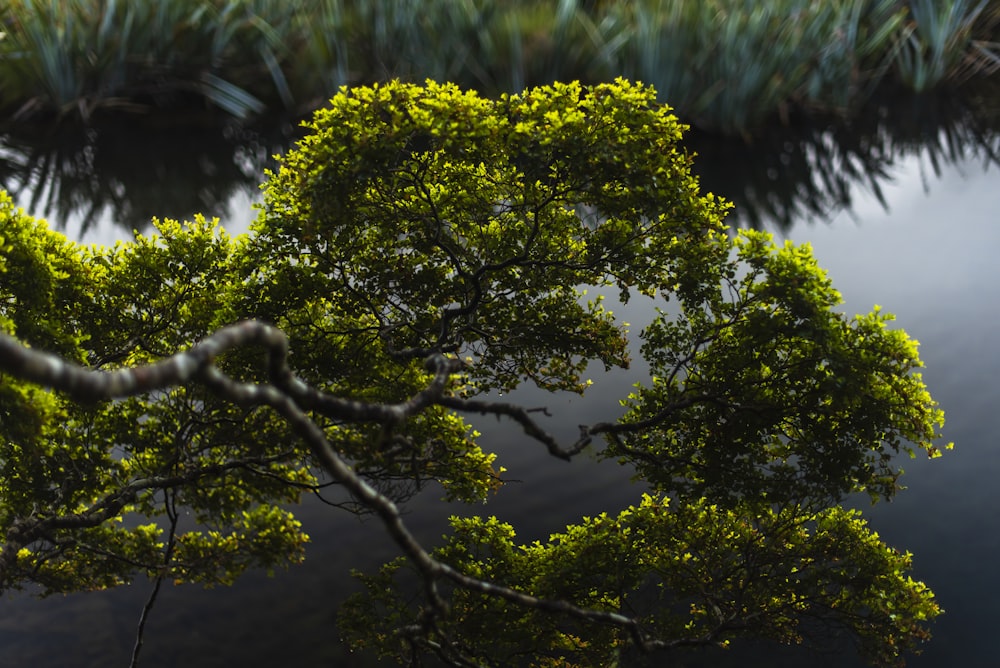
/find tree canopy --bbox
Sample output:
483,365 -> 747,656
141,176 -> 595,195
0,79 -> 948,667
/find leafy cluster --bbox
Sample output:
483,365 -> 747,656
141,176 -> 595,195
0,197 -> 313,594
247,78 -> 718,394
345,496 -> 938,666
614,232 -> 945,508
0,79 -> 949,666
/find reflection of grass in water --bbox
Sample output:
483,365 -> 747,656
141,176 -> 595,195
0,117 -> 291,235
689,81 -> 1000,232
1,79 -> 998,240
0,0 -> 998,133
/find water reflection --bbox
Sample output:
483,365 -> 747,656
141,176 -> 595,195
688,83 -> 1000,229
0,116 -> 293,237
1,84 -> 999,238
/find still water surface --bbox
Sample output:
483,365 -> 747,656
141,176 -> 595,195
1,131 -> 998,666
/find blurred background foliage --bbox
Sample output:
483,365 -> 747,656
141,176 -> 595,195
0,0 -> 998,133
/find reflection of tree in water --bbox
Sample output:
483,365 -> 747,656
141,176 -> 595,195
0,116 -> 294,235
1,82 -> 999,238
688,82 -> 1000,231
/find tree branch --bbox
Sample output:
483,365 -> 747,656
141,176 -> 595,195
0,322 -> 799,659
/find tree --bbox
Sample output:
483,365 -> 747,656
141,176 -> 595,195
0,79 -> 947,667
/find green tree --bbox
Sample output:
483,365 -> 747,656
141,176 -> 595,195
0,79 -> 946,667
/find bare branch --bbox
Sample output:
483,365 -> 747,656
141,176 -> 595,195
0,321 -> 723,658
129,488 -> 180,668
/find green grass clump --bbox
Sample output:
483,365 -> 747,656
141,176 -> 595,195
0,0 -> 997,133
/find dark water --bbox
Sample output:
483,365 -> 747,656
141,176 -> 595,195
1,107 -> 998,667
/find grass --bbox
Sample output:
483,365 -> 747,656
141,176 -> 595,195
686,76 -> 1000,230
0,0 -> 998,133
895,0 -> 994,90
0,0 -> 295,119
607,1 -> 909,132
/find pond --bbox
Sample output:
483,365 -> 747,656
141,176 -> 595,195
0,95 -> 998,667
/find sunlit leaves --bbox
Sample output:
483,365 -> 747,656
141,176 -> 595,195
80,214 -> 238,366
13,521 -> 165,595
344,494 -> 941,667
0,190 -> 92,360
250,78 -> 730,395
613,229 -> 949,507
171,506 -> 307,586
0,207 -> 314,595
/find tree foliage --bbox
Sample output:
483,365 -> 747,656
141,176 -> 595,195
0,79 -> 948,666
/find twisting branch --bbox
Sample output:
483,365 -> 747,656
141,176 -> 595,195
0,321 -> 291,401
437,396 -> 575,460
0,322 -> 718,658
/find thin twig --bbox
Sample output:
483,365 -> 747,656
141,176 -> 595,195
129,488 -> 180,668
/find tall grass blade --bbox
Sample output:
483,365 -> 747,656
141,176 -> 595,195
896,0 -> 989,91
199,72 -> 265,119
